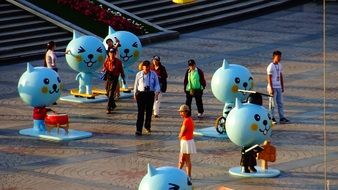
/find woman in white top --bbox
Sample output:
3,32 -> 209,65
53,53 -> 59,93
44,41 -> 67,72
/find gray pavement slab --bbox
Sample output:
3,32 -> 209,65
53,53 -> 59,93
0,2 -> 337,190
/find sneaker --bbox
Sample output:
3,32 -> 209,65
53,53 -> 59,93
106,110 -> 112,114
241,167 -> 250,173
111,105 -> 116,110
280,118 -> 290,124
187,177 -> 192,185
249,166 -> 257,173
135,131 -> 142,136
197,113 -> 204,118
145,128 -> 151,134
114,95 -> 120,101
154,115 -> 159,118
272,118 -> 277,124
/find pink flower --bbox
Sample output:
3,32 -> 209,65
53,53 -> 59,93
57,0 -> 144,35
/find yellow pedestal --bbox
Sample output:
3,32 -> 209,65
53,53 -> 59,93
173,0 -> 195,4
70,88 -> 96,98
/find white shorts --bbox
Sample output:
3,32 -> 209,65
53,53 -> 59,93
180,139 -> 196,154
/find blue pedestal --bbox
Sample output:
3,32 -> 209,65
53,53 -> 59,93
19,128 -> 92,141
194,126 -> 228,138
119,91 -> 133,99
60,90 -> 133,103
229,166 -> 280,178
60,95 -> 107,103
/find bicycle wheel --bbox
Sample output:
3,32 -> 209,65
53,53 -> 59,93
215,116 -> 226,134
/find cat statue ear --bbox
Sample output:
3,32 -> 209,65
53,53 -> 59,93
234,98 -> 242,109
147,163 -> 156,177
108,26 -> 116,35
73,30 -> 81,39
27,62 -> 34,73
222,59 -> 229,69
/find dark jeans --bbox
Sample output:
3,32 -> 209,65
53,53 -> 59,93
136,91 -> 155,133
106,74 -> 119,111
185,90 -> 204,114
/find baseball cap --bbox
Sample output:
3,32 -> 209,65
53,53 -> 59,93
188,59 -> 195,66
178,104 -> 190,112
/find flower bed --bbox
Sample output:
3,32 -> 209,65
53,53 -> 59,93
28,0 -> 159,37
57,0 -> 144,35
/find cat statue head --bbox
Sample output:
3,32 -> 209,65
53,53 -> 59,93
18,63 -> 62,107
211,59 -> 254,105
65,30 -> 106,73
139,164 -> 192,190
226,98 -> 273,147
104,26 -> 142,68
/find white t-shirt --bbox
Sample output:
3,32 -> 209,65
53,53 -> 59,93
45,50 -> 57,68
267,62 -> 282,89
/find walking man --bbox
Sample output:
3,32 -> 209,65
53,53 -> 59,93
134,60 -> 160,136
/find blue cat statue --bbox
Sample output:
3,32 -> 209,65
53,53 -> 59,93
18,63 -> 61,132
226,98 -> 272,174
65,31 -> 106,95
139,164 -> 192,190
211,59 -> 254,117
104,26 -> 142,87
104,26 -> 142,68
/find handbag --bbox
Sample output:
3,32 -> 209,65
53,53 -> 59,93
99,71 -> 107,81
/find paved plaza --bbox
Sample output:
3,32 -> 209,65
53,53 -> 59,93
0,2 -> 337,190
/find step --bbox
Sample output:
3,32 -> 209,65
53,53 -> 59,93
0,37 -> 70,55
0,32 -> 69,47
0,20 -> 47,32
119,0 -> 172,12
0,45 -> 68,58
166,0 -> 291,32
143,0 -> 239,21
0,26 -> 60,40
0,3 -> 13,11
108,0 -> 156,8
0,8 -> 25,17
0,45 -> 68,65
155,0 -> 267,27
0,14 -> 36,25
132,0 -> 223,17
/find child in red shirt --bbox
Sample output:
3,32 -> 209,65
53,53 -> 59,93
178,104 -> 196,178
